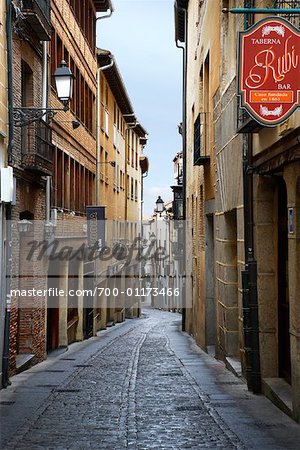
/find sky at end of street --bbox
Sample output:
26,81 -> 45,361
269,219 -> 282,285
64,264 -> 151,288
97,0 -> 183,219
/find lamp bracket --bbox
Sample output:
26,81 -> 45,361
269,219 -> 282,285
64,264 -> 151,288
13,106 -> 68,127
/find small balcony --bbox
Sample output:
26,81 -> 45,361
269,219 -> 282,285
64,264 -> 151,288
171,242 -> 184,261
193,113 -> 210,166
21,0 -> 51,41
237,107 -> 264,134
273,1 -> 300,28
21,120 -> 53,175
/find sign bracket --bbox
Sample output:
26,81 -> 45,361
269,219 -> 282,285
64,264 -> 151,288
223,8 -> 300,14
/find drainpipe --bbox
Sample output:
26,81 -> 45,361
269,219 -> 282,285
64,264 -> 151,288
96,0 -> 114,22
240,2 -> 261,394
96,56 -> 114,205
175,4 -> 187,331
123,121 -> 138,226
6,0 -> 13,168
95,2 -> 114,205
93,6 -> 114,334
41,40 -> 51,223
42,42 -> 48,113
2,0 -> 14,388
242,133 -> 261,394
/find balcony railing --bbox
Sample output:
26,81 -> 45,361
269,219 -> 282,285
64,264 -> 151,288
21,0 -> 51,41
21,119 -> 53,175
171,242 -> 184,261
273,1 -> 300,27
193,113 -> 210,166
237,104 -> 264,133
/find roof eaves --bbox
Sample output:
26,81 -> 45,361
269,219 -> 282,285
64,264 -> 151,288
135,123 -> 148,138
174,0 -> 188,43
94,0 -> 112,12
97,49 -> 148,138
97,49 -> 134,115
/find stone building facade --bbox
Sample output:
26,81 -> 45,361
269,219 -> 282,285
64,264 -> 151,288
213,4 -> 245,371
175,0 -> 300,421
175,0 -> 218,351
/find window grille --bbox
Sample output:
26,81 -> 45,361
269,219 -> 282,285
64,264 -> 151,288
272,1 -> 300,27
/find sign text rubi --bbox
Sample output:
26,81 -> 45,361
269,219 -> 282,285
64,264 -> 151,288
238,17 -> 300,126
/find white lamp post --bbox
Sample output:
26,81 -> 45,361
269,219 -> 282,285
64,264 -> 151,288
54,60 -> 74,110
155,196 -> 165,215
14,60 -> 74,126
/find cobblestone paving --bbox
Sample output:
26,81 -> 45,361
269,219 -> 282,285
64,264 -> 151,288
4,311 -> 244,449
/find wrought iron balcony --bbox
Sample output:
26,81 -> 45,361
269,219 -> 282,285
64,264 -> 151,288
171,242 -> 184,261
193,113 -> 210,166
21,0 -> 51,41
21,119 -> 53,175
237,106 -> 264,134
273,1 -> 300,27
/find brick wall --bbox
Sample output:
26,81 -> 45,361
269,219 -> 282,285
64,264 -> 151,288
9,177 -> 47,373
9,23 -> 48,374
50,0 -> 97,166
0,3 -> 8,139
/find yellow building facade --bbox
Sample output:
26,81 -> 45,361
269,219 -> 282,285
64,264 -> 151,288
47,0 -> 110,350
175,0 -> 219,350
176,0 -> 300,422
98,52 -> 147,224
98,50 -> 148,323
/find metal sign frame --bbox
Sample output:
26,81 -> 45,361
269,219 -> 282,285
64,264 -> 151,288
238,16 -> 300,127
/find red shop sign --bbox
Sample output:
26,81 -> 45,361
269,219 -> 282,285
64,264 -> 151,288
238,17 -> 300,126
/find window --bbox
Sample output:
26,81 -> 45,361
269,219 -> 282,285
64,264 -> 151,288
53,147 -> 95,213
21,61 -> 33,106
105,151 -> 108,183
69,0 -> 96,50
114,163 -> 117,189
273,1 -> 300,27
117,108 -> 120,130
105,84 -> 109,107
204,53 -> 210,152
105,110 -> 109,136
135,180 -> 138,201
127,175 -> 130,199
131,177 -> 134,201
50,31 -> 95,134
70,56 -> 75,112
100,146 -> 104,181
113,125 -> 117,147
21,61 -> 33,153
113,102 -> 116,125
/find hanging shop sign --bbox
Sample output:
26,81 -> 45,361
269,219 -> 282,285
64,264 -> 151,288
86,206 -> 106,249
238,17 -> 300,126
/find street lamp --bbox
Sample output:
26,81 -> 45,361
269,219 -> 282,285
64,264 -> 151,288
149,231 -> 156,242
17,219 -> 33,234
155,196 -> 165,215
13,60 -> 74,127
53,60 -> 74,109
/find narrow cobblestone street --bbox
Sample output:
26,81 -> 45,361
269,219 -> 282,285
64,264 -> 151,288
1,309 -> 300,449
